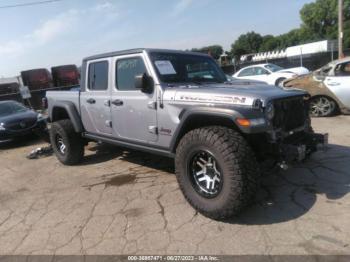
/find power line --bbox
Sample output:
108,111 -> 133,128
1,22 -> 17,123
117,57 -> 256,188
0,0 -> 62,9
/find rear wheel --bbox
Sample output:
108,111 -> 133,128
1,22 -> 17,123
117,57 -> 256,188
175,126 -> 260,220
50,119 -> 84,165
309,96 -> 337,117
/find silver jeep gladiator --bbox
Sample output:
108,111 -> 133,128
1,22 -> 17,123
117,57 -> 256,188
46,48 -> 327,220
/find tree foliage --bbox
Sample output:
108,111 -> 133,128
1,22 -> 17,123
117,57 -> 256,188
229,0 -> 350,59
230,32 -> 263,58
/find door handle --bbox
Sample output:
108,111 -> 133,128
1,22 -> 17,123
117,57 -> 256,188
86,98 -> 96,104
112,99 -> 123,106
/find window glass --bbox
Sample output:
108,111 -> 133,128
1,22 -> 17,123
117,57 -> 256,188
265,64 -> 283,72
255,67 -> 269,75
334,62 -> 350,76
238,68 -> 254,77
116,57 -> 147,90
88,61 -> 108,90
149,52 -> 226,84
314,66 -> 331,79
0,101 -> 27,117
187,62 -> 215,80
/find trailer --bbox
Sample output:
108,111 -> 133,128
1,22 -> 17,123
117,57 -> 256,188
0,65 -> 80,110
51,65 -> 80,87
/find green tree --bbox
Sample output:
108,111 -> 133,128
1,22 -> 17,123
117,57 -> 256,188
230,0 -> 350,60
300,0 -> 350,43
230,31 -> 263,58
344,20 -> 350,48
259,35 -> 279,52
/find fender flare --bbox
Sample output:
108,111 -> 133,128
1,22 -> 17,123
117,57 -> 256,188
49,101 -> 84,133
169,107 -> 245,152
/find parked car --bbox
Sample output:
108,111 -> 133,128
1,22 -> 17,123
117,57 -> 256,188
0,100 -> 47,143
46,48 -> 327,220
284,57 -> 350,117
233,63 -> 309,86
225,74 -> 267,85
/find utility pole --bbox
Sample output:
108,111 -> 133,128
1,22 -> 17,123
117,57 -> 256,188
338,0 -> 344,59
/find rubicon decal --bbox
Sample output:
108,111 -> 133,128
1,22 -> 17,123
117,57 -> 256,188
176,93 -> 255,105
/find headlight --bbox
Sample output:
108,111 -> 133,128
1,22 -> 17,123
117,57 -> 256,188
0,123 -> 5,131
265,102 -> 275,120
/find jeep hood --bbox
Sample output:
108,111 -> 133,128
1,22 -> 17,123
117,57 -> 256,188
163,83 -> 307,106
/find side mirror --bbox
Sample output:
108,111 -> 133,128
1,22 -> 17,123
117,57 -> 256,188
135,73 -> 154,93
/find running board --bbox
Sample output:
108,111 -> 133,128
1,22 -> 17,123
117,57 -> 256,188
83,133 -> 175,158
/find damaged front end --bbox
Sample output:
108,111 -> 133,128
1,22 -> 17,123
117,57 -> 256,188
276,131 -> 328,169
250,95 -> 328,169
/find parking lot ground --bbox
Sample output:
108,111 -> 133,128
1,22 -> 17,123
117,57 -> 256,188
0,116 -> 350,255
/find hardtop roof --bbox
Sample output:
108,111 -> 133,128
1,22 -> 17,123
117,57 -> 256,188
83,48 -> 211,62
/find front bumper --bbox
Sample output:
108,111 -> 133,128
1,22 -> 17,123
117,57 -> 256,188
280,132 -> 328,163
0,120 -> 47,142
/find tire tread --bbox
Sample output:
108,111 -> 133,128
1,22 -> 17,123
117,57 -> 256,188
175,126 -> 260,220
50,119 -> 84,165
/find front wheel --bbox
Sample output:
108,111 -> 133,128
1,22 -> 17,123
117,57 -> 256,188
175,126 -> 260,220
50,119 -> 84,165
309,96 -> 337,117
275,77 -> 286,87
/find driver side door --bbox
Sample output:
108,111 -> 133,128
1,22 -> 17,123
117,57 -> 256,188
110,54 -> 158,143
251,66 -> 271,82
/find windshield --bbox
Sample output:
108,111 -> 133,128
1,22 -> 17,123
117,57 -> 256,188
314,65 -> 332,76
265,64 -> 284,72
149,52 -> 227,84
0,101 -> 28,117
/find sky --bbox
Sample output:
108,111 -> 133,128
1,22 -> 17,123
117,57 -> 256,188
0,0 -> 314,77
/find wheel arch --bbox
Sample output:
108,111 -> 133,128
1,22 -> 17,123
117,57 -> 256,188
275,77 -> 287,86
310,94 -> 340,110
49,101 -> 84,132
170,108 -> 244,153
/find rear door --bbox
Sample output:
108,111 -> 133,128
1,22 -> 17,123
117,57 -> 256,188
325,61 -> 350,108
80,59 -> 113,135
110,54 -> 158,143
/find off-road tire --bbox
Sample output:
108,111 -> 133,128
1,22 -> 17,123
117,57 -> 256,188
50,119 -> 84,165
175,126 -> 260,220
